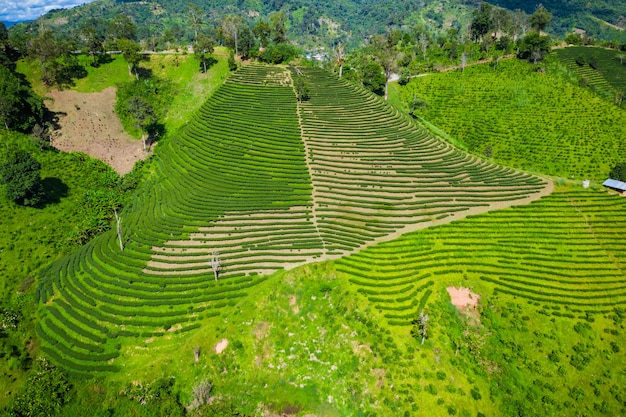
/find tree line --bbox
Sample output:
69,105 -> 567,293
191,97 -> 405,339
331,2 -> 626,101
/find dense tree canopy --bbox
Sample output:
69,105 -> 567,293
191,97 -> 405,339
0,149 -> 44,206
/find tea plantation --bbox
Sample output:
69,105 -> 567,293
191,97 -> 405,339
35,63 -> 548,378
28,62 -> 626,416
554,46 -> 626,97
400,58 -> 626,180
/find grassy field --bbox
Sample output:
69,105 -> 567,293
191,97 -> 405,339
396,58 -> 626,181
17,51 -> 230,140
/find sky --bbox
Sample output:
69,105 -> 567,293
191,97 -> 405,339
0,0 -> 97,23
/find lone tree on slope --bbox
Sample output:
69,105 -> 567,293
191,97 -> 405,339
194,34 -> 214,73
127,96 -> 155,151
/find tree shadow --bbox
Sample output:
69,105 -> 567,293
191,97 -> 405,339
135,66 -> 153,79
147,123 -> 166,150
40,177 -> 69,206
198,56 -> 218,73
90,53 -> 114,67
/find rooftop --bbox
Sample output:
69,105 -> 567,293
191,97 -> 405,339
603,178 -> 626,191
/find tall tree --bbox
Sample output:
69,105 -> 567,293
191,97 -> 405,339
127,96 -> 155,151
528,4 -> 552,33
28,28 -> 61,85
210,251 -> 221,281
107,14 -> 136,42
237,26 -> 254,59
370,34 -> 399,101
186,3 -> 204,41
0,22 -> 8,49
253,21 -> 271,49
117,39 -> 142,79
0,66 -> 20,129
418,33 -> 429,61
222,15 -> 243,56
517,31 -> 550,64
194,34 -> 214,73
80,26 -> 104,66
294,74 -> 309,102
334,42 -> 345,78
270,11 -> 288,44
470,2 -> 494,42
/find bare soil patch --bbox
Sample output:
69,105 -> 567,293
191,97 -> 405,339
447,286 -> 480,310
214,338 -> 229,354
46,87 -> 146,175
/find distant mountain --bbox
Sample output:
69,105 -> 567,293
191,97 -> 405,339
10,0 -> 626,49
2,20 -> 30,28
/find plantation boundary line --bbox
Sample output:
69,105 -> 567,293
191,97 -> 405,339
294,71 -> 327,258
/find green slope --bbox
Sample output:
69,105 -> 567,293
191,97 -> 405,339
399,58 -> 626,180
35,63 -> 549,379
554,46 -> 626,100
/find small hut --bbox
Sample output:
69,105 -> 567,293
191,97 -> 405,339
602,178 -> 626,196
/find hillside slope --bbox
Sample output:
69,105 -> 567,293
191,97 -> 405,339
400,58 -> 626,180
35,63 -> 549,378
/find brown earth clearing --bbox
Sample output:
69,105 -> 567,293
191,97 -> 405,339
46,87 -> 146,175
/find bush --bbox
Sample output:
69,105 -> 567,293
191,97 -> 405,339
609,162 -> 626,181
8,358 -> 71,416
0,148 -> 44,206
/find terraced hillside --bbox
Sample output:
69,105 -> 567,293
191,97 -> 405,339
35,64 -> 549,376
400,58 -> 626,180
299,67 -> 549,255
554,46 -> 626,99
338,188 -> 626,326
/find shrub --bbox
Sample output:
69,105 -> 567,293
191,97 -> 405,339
609,163 -> 626,181
0,149 -> 44,206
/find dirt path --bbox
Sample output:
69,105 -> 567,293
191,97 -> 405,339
46,87 -> 146,175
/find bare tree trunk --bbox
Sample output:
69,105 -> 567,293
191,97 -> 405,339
339,64 -> 343,78
114,209 -> 124,251
210,251 -> 221,281
384,78 -> 389,101
234,32 -> 239,57
194,347 -> 200,362
203,59 -> 207,74
141,130 -> 146,152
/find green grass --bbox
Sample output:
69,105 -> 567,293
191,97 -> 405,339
396,58 -> 626,180
71,55 -> 131,93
